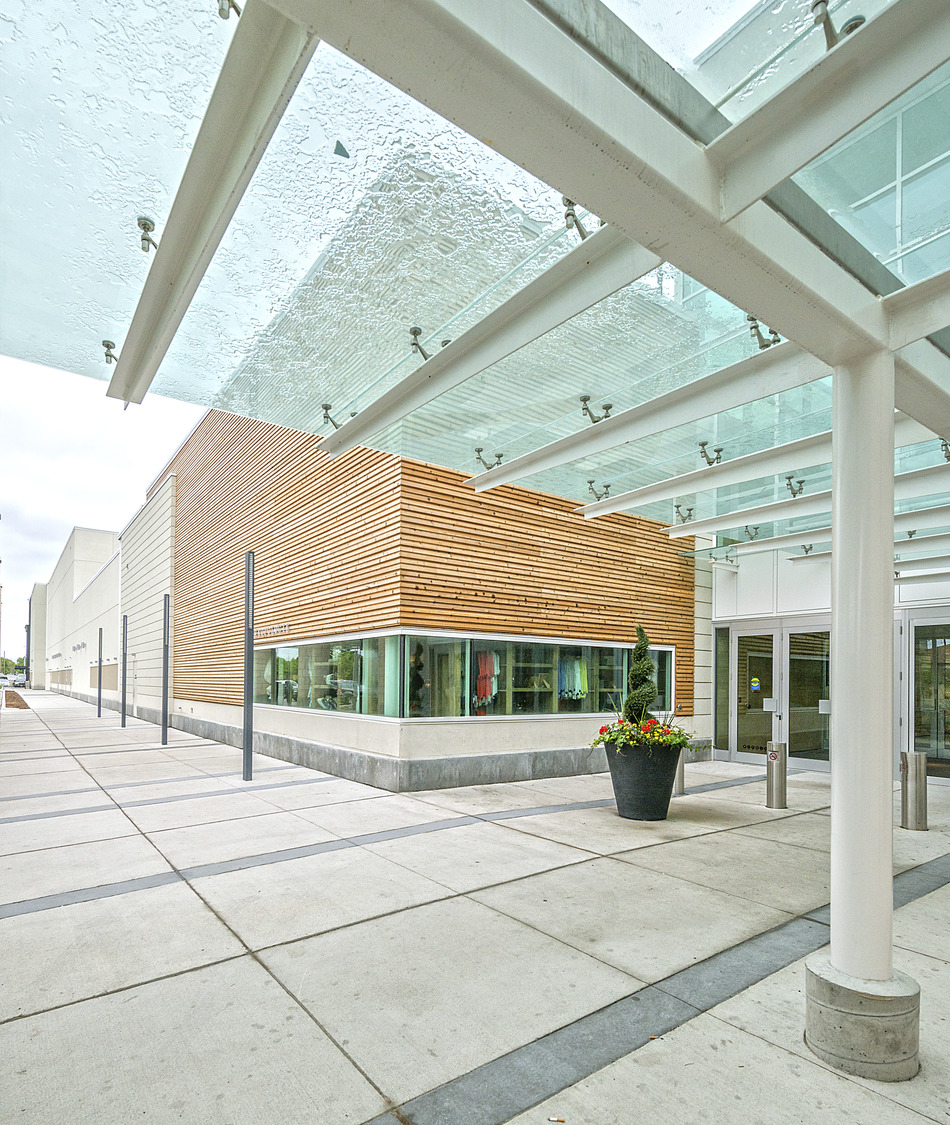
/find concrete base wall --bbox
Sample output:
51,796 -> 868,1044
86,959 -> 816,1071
49,687 -> 712,791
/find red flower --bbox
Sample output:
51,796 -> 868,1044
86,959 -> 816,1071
599,725 -> 608,735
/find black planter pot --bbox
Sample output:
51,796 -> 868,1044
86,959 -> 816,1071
605,743 -> 682,820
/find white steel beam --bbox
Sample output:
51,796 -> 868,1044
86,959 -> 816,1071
894,346 -> 950,438
736,503 -> 950,555
319,225 -> 660,456
885,267 -> 950,350
467,343 -> 826,491
668,461 -> 950,540
894,553 -> 950,575
107,0 -> 319,404
706,0 -> 950,222
579,415 -> 932,517
896,569 -> 950,585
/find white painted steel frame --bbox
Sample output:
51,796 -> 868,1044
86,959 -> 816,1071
706,0 -> 950,222
107,2 -> 319,404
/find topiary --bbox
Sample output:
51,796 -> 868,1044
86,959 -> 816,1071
622,624 -> 657,724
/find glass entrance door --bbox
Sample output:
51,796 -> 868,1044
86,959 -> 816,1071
734,633 -> 775,757
786,630 -> 831,762
913,623 -> 950,778
728,626 -> 831,765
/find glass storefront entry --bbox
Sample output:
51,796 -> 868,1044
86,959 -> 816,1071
722,625 -> 831,765
913,623 -> 950,778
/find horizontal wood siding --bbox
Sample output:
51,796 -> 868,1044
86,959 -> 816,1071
164,412 -> 402,706
399,461 -> 696,714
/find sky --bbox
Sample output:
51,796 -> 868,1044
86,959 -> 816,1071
0,356 -> 206,661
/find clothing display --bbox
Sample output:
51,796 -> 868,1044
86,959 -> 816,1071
475,649 -> 501,707
558,657 -> 588,700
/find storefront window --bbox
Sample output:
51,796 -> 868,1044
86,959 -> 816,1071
714,627 -> 729,750
255,634 -> 678,721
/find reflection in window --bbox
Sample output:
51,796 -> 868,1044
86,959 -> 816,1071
406,636 -> 469,717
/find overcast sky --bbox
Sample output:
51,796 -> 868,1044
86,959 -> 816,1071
0,356 -> 206,661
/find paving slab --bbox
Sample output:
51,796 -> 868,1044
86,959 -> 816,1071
146,810 -> 342,869
892,881 -> 950,960
261,895 -> 637,1105
364,819 -> 592,892
412,781 -> 578,816
472,857 -> 792,983
247,776 -> 389,811
496,803 -> 720,854
298,792 -> 475,836
0,834 -> 174,905
192,845 -> 453,949
504,1009 -> 928,1125
0,808 -> 137,856
2,956 -> 389,1125
117,790 -> 279,833
0,880 -> 244,1019
615,828 -> 832,914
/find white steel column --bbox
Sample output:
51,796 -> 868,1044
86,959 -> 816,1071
830,350 -> 895,980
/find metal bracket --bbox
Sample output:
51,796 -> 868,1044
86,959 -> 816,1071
580,395 -> 613,424
785,475 -> 805,497
409,326 -> 430,361
940,439 -> 950,463
563,197 -> 588,240
218,0 -> 242,18
587,480 -> 610,501
698,441 -> 723,466
744,525 -> 760,541
811,1 -> 865,51
802,544 -> 814,555
102,340 -> 119,365
675,504 -> 694,523
747,314 -> 781,350
137,216 -> 159,252
475,448 -> 504,470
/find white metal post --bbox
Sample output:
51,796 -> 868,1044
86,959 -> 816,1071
830,350 -> 895,981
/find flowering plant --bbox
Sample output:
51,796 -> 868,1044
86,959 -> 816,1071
590,709 -> 691,754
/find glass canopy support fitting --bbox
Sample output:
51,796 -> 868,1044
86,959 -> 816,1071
218,0 -> 242,18
102,340 -> 119,365
137,216 -> 158,253
474,448 -> 504,471
409,327 -> 451,361
744,525 -> 760,540
747,314 -> 781,351
587,480 -> 610,501
786,476 -> 806,497
674,504 -> 693,523
579,395 -> 613,424
562,197 -> 587,240
698,441 -> 723,466
811,2 -> 866,52
940,439 -> 950,463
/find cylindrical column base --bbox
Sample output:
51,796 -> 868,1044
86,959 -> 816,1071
900,751 -> 928,832
805,953 -> 920,1081
766,741 -> 787,809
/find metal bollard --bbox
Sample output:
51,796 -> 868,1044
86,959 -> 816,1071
900,751 -> 928,831
766,741 -> 787,809
672,748 -> 685,797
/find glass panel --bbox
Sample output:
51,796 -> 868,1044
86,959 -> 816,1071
787,631 -> 830,761
735,633 -> 773,754
599,0 -> 893,121
509,641 -> 558,715
556,644 -> 590,713
473,640 -> 508,716
254,647 -> 276,705
795,64 -> 950,285
274,646 -> 300,707
593,647 -> 626,715
715,627 -> 730,750
405,636 -> 469,717
914,624 -> 950,778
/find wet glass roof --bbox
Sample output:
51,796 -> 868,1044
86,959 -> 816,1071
598,0 -> 893,120
4,0 -> 948,531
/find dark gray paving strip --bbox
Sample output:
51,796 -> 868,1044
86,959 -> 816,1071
362,852 -> 950,1125
0,765 -> 299,805
347,816 -> 478,847
0,775 -> 340,823
0,872 -> 182,919
0,754 -> 71,763
481,799 -> 614,821
178,837 -> 357,880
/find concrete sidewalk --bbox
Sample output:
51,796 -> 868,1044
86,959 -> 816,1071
2,690 -> 949,1123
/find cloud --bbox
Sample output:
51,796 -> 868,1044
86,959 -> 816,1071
0,356 -> 206,658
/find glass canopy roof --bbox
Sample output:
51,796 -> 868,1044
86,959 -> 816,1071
4,0 -> 949,534
598,0 -> 894,120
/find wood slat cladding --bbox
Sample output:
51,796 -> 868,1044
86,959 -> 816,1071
398,461 -> 696,713
163,412 -> 695,713
162,412 -> 402,706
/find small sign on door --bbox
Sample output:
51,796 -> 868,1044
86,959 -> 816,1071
750,677 -> 761,692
